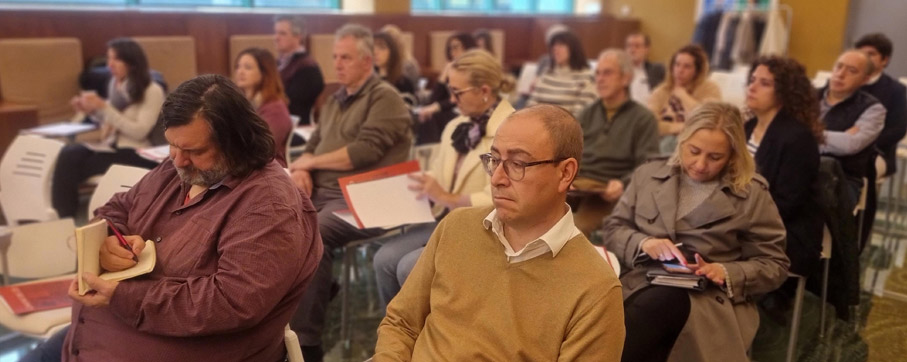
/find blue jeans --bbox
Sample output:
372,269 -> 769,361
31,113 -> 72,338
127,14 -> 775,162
19,325 -> 69,362
373,222 -> 436,311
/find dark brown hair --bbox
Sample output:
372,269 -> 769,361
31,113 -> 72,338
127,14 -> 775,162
749,56 -> 824,143
108,37 -> 151,103
446,32 -> 477,61
374,32 -> 403,85
548,31 -> 590,72
855,33 -> 893,60
666,44 -> 709,89
160,74 -> 275,177
235,48 -> 288,105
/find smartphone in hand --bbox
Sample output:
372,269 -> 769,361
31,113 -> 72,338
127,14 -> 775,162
662,262 -> 697,274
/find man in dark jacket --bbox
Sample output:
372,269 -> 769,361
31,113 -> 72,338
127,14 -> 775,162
855,33 -> 907,177
625,32 -> 665,105
274,15 -> 324,125
819,49 -> 887,249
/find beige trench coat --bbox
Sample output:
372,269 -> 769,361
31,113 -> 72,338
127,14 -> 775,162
603,160 -> 790,361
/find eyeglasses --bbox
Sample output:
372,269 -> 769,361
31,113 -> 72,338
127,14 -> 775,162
448,86 -> 475,101
479,153 -> 566,181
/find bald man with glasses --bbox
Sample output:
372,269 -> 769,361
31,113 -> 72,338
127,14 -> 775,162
374,105 -> 625,362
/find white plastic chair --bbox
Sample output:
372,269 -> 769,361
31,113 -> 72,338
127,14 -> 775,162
0,135 -> 65,225
285,324 -> 305,362
87,164 -> 150,217
709,70 -> 747,109
0,218 -> 76,338
410,143 -> 439,171
812,70 -> 832,88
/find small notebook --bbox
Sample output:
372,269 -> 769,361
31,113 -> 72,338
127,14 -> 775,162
0,279 -> 72,315
76,220 -> 156,295
645,269 -> 707,291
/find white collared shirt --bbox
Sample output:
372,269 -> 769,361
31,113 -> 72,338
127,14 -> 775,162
629,65 -> 652,105
482,204 -> 581,263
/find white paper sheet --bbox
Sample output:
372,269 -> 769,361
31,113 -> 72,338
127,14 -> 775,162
345,174 -> 435,229
137,145 -> 170,163
331,210 -> 360,229
23,122 -> 97,137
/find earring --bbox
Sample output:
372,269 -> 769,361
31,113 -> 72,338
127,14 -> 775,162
484,96 -> 488,103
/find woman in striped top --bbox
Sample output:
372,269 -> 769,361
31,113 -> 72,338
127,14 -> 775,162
526,31 -> 597,117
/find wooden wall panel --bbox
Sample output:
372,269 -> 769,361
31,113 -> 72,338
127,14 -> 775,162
0,10 -> 639,80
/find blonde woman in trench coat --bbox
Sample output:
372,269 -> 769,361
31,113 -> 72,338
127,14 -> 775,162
603,102 -> 790,362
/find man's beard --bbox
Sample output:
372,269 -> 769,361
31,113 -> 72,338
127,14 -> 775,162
175,158 -> 230,186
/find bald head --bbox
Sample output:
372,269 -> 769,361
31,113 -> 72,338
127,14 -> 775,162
504,104 -> 583,164
830,49 -> 875,96
842,49 -> 875,76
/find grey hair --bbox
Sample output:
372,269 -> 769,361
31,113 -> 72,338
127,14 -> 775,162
335,23 -> 374,59
273,15 -> 306,37
598,48 -> 634,80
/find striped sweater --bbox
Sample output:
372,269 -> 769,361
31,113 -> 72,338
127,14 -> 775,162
527,66 -> 598,117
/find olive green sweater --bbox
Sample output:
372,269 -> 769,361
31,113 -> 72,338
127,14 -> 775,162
304,74 -> 412,192
375,206 -> 625,361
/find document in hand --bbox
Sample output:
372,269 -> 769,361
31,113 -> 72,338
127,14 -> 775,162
338,160 -> 436,229
75,220 -> 156,296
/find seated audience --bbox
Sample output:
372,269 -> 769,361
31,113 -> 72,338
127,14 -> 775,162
855,33 -> 907,177
571,49 -> 659,236
744,56 -> 824,309
374,31 -> 416,104
473,28 -> 494,55
234,47 -> 293,166
380,24 -> 421,93
625,32 -> 665,105
61,74 -> 321,361
818,49 -> 886,248
603,102 -> 789,362
375,105 -> 625,361
648,44 -> 721,152
52,37 -> 163,218
415,32 -> 477,145
526,31 -> 597,117
287,24 -> 412,362
274,15 -> 324,125
373,49 -> 516,310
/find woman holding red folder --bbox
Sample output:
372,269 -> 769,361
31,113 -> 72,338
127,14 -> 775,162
373,49 -> 516,311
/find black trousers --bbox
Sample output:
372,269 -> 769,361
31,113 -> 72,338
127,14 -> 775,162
51,143 -> 157,218
622,286 -> 691,362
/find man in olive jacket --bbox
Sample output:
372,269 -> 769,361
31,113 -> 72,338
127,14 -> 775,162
288,23 -> 411,362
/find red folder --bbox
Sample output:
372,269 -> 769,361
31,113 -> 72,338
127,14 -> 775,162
0,279 -> 72,315
337,160 -> 422,229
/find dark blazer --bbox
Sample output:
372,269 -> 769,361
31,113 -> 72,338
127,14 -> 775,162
644,61 -> 666,90
862,73 -> 907,176
279,51 -> 324,125
745,111 -> 823,275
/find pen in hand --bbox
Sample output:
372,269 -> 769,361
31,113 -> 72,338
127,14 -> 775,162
105,218 -> 138,262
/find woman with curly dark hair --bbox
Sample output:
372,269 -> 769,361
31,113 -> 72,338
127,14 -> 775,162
743,55 -> 823,278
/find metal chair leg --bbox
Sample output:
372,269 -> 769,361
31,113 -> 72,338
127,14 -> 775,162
786,276 -> 806,362
819,257 -> 831,338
